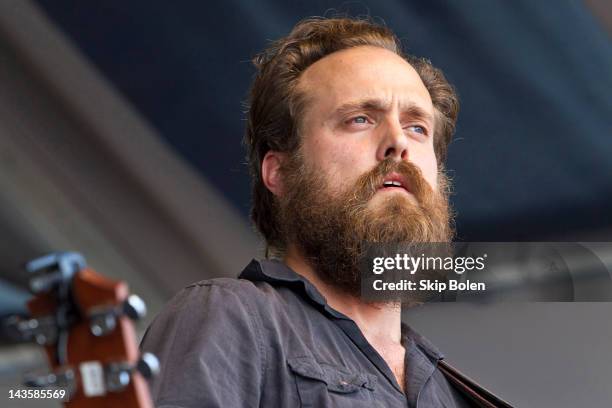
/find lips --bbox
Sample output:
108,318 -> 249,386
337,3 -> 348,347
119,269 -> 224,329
379,172 -> 411,193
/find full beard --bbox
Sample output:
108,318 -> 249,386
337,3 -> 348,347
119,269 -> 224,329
278,154 -> 454,298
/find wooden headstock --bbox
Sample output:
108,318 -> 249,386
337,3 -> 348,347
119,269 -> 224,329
10,252 -> 158,408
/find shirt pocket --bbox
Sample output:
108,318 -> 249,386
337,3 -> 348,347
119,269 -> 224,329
287,356 -> 377,408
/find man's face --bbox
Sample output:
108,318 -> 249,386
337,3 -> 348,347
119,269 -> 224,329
296,46 -> 438,207
276,46 -> 452,296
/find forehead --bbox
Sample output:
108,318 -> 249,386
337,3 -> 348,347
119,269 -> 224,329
297,46 -> 433,115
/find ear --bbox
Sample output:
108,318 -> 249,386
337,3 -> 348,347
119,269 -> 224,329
261,151 -> 286,197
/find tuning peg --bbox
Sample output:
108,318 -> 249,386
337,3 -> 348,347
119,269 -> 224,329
89,294 -> 148,336
24,367 -> 75,388
89,313 -> 117,337
24,372 -> 58,388
103,353 -> 160,393
122,294 -> 147,321
136,352 -> 160,379
27,252 -> 86,294
4,315 -> 58,345
105,363 -> 132,393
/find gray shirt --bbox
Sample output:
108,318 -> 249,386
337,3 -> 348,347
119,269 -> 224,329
140,258 -> 479,407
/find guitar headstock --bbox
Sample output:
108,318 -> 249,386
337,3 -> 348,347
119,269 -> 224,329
8,252 -> 158,408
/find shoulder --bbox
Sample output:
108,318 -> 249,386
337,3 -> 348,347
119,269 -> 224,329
141,278 -> 272,405
149,277 -> 277,329
185,276 -> 270,294
141,277 -> 275,365
167,277 -> 279,314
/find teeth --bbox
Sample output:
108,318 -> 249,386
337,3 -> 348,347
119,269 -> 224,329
391,181 -> 402,187
383,180 -> 403,187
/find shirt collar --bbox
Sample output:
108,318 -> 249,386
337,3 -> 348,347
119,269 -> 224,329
239,258 -> 352,320
401,323 -> 444,362
239,258 -> 444,361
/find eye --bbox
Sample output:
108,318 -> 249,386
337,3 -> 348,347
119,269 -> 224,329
350,116 -> 369,124
343,115 -> 373,130
407,125 -> 427,135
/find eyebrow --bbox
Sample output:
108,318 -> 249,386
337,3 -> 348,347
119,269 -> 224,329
333,98 -> 434,124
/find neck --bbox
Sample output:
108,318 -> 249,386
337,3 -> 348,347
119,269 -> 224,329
284,245 -> 403,344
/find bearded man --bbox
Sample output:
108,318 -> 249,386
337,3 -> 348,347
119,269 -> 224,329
141,17 -> 511,408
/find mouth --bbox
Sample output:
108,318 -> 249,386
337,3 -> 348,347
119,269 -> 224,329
378,172 -> 411,195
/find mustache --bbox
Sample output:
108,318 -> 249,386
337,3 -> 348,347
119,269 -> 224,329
351,158 -> 433,204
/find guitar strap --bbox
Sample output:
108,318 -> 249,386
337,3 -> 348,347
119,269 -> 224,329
438,360 -> 514,408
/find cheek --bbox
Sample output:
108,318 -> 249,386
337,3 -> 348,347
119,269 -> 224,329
410,144 -> 438,188
306,136 -> 372,184
423,157 -> 438,186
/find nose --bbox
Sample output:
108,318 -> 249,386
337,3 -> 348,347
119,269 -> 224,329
376,118 -> 409,162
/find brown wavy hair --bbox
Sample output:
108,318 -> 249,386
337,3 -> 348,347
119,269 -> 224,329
244,17 -> 459,253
